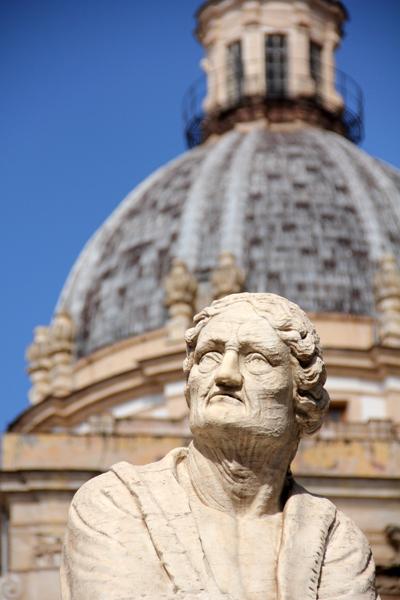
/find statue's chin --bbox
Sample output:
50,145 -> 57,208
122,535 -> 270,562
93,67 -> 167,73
190,411 -> 296,447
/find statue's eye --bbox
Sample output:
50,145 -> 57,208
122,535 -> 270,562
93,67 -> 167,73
245,353 -> 270,374
198,351 -> 222,372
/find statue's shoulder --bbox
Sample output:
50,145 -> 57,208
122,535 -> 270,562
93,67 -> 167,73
301,492 -> 377,597
289,480 -> 336,510
113,445 -> 189,478
71,446 -> 189,516
290,480 -> 372,551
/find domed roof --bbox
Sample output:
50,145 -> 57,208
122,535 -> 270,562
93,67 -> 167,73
57,127 -> 400,357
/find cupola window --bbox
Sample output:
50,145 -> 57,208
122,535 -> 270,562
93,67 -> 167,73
226,40 -> 244,105
187,0 -> 364,147
265,34 -> 288,97
310,41 -> 322,93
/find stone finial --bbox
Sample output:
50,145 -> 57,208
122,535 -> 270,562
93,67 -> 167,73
374,254 -> 400,348
26,326 -> 51,405
164,259 -> 198,339
211,252 -> 245,300
48,311 -> 75,397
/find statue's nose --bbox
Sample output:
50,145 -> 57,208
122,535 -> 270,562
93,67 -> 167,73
214,350 -> 243,388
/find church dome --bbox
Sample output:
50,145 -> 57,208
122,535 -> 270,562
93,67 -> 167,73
57,127 -> 400,358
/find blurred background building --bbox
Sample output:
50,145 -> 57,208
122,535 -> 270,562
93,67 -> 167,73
1,0 -> 400,598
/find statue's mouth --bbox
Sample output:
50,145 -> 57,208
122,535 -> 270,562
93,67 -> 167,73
208,391 -> 243,405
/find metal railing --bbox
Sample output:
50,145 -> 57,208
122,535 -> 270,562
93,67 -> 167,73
183,58 -> 364,148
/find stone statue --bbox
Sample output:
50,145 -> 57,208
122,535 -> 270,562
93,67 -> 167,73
211,252 -> 245,300
61,293 -> 379,600
164,258 -> 198,339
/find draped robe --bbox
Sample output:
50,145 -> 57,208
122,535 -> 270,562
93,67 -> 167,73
61,447 -> 379,600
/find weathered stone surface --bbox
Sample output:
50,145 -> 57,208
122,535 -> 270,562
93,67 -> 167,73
375,254 -> 400,347
61,293 -> 379,599
165,258 -> 198,339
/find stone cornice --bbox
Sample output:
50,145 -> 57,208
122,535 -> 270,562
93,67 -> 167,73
11,314 -> 400,433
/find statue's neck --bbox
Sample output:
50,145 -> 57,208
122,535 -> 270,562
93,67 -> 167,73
186,438 -> 295,517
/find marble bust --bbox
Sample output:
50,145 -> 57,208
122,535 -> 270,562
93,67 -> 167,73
61,293 -> 379,600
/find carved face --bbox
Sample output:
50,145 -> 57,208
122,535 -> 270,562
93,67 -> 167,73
187,302 -> 297,442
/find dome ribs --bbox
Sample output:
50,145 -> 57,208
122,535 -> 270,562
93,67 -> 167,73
55,128 -> 400,356
334,135 -> 400,259
218,128 -> 261,265
243,129 -> 373,315
308,129 -> 384,262
60,150 -> 207,356
197,132 -> 242,272
176,130 -> 241,270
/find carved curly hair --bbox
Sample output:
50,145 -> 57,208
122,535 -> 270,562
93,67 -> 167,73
183,293 -> 330,436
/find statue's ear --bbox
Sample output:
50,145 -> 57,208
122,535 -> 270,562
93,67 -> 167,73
184,383 -> 191,408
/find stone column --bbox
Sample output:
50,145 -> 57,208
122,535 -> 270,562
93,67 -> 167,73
202,55 -> 215,114
164,259 -> 198,340
291,23 -> 314,98
26,326 -> 51,405
213,38 -> 228,108
241,2 -> 263,97
374,254 -> 400,348
202,29 -> 219,115
321,27 -> 342,110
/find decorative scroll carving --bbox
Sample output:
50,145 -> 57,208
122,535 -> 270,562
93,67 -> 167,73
374,254 -> 400,347
164,258 -> 197,339
26,311 -> 76,403
26,326 -> 51,405
211,252 -> 245,300
48,311 -> 75,397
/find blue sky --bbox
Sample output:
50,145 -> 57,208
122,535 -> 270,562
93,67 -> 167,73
1,0 -> 399,432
